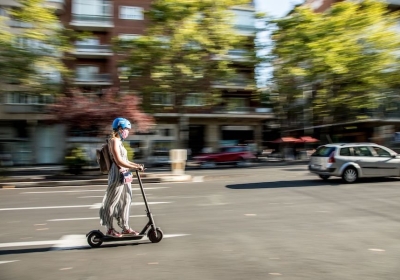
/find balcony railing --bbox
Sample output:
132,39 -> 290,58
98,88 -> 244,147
74,44 -> 112,54
9,20 -> 33,28
72,14 -> 112,23
2,104 -> 47,114
74,73 -> 112,84
212,77 -> 255,89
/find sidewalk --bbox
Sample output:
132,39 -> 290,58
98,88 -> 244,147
0,160 -> 309,189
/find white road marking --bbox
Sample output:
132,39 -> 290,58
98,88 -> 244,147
48,215 -> 147,222
192,176 -> 204,182
0,260 -> 19,265
22,187 -> 168,194
90,202 -> 172,209
78,194 -> 151,198
369,248 -> 385,252
0,205 -> 94,211
0,234 -> 190,250
0,240 -> 59,248
0,202 -> 172,211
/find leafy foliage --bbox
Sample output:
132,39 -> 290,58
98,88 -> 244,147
48,88 -> 154,136
0,0 -> 83,93
260,0 -> 400,127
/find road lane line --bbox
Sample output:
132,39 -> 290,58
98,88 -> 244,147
0,202 -> 172,211
48,214 -> 147,222
0,234 -> 190,250
0,260 -> 19,265
0,240 -> 59,248
22,187 -> 168,194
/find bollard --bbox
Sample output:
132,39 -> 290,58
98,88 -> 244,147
170,149 -> 187,175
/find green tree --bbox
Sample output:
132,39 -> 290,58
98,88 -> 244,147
259,0 -> 400,128
0,0 -> 81,95
115,0 -> 252,147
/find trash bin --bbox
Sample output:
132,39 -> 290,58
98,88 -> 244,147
170,149 -> 187,175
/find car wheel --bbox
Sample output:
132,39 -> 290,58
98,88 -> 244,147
319,175 -> 330,181
342,167 -> 358,183
201,161 -> 216,168
236,157 -> 250,167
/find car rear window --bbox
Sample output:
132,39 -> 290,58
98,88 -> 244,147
313,146 -> 336,157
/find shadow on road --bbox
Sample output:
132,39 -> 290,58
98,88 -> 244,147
226,177 -> 400,190
226,179 -> 337,189
0,242 -> 151,256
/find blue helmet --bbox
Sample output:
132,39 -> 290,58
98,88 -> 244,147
112,117 -> 132,131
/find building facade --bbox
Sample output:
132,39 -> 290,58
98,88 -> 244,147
0,0 -> 66,166
0,0 -> 272,165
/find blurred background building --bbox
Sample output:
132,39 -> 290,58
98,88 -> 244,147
0,0 -> 273,166
279,0 -> 400,151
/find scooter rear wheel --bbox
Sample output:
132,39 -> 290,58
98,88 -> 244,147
148,228 -> 163,243
87,232 -> 103,248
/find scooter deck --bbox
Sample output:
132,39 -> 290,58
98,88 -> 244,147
102,234 -> 145,242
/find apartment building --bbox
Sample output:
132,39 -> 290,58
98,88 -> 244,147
0,0 -> 271,165
0,0 -> 66,165
61,0 -> 272,158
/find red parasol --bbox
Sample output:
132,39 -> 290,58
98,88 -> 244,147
299,136 -> 319,143
270,137 -> 303,143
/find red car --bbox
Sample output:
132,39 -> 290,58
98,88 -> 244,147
192,146 -> 256,168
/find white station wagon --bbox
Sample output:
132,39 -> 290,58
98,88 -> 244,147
308,143 -> 400,183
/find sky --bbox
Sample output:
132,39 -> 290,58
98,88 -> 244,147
253,0 -> 305,86
254,0 -> 305,17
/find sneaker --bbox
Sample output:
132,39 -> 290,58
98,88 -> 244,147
106,228 -> 122,237
121,228 -> 139,235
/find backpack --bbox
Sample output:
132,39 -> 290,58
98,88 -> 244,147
96,140 -> 113,174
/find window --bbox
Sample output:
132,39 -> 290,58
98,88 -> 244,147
353,146 -> 373,157
5,92 -> 53,104
118,34 -> 140,41
76,66 -> 99,80
76,38 -> 100,45
0,8 -> 7,17
371,147 -> 391,157
152,92 -> 174,106
340,148 -> 351,156
313,146 -> 336,157
119,6 -> 143,20
73,0 -> 112,16
185,93 -> 203,106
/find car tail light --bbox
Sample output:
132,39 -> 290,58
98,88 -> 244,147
328,152 -> 335,163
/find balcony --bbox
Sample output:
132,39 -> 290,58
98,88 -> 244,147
212,76 -> 255,90
152,106 -> 273,119
71,44 -> 113,58
73,73 -> 112,85
45,0 -> 65,15
70,1 -> 113,30
2,104 -> 47,114
213,49 -> 253,62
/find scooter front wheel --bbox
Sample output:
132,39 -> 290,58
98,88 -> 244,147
148,228 -> 163,243
87,232 -> 103,248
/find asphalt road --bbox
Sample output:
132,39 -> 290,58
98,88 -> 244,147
1,165 -> 400,280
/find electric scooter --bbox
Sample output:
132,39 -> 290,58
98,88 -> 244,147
86,169 -> 163,248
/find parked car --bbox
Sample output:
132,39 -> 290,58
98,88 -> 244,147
308,143 -> 400,183
192,146 -> 256,168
